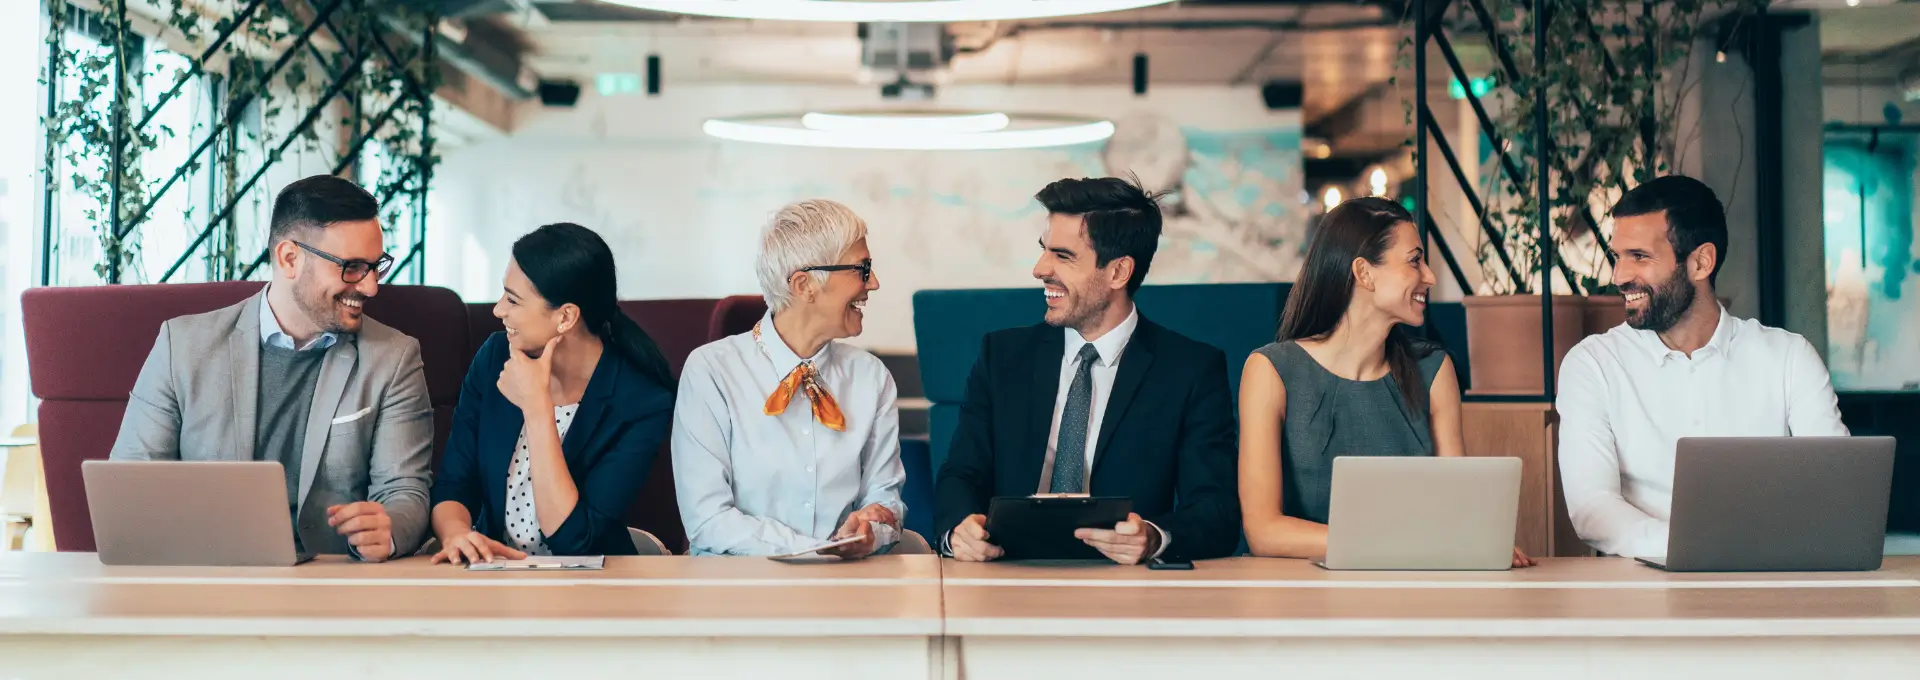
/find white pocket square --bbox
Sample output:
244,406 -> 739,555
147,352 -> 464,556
331,407 -> 373,425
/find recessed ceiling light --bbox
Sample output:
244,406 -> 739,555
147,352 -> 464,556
705,111 -> 1115,150
602,0 -> 1178,23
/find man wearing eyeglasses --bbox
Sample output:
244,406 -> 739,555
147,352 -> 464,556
110,175 -> 434,562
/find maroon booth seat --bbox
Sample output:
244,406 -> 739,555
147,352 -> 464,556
465,301 -> 503,365
363,286 -> 473,465
709,294 -> 769,340
22,283 -> 471,552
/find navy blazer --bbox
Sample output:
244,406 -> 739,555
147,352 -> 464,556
932,317 -> 1242,561
432,333 -> 675,556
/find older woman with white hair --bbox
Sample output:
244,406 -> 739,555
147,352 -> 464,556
672,199 -> 907,557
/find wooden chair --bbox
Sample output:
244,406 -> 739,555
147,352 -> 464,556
627,527 -> 670,555
1,424 -> 42,551
893,529 -> 933,555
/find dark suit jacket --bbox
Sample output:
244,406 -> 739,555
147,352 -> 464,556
432,333 -> 674,556
933,317 -> 1241,561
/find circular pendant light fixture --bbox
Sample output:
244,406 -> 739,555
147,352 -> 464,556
603,0 -> 1178,23
704,110 -> 1115,150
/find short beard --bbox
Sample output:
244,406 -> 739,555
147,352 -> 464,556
1056,293 -> 1110,335
293,268 -> 356,335
1625,265 -> 1695,333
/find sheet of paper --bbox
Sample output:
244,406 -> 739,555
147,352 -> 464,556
465,555 -> 606,571
766,535 -> 865,562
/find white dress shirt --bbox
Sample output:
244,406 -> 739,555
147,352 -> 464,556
1557,305 -> 1849,558
1043,305 -> 1167,557
672,312 -> 907,556
1039,306 -> 1139,492
502,404 -> 581,557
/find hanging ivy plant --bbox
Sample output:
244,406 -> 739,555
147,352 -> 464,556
1394,0 -> 1762,295
1473,0 -> 1763,295
40,0 -> 440,285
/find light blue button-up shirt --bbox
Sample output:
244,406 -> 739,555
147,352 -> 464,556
671,312 -> 906,556
259,290 -> 340,351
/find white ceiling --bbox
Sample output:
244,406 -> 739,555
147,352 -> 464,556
507,2 -> 1417,120
1817,3 -> 1920,82
1819,2 -> 1920,55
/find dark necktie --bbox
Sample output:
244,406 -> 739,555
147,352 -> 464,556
1049,344 -> 1101,494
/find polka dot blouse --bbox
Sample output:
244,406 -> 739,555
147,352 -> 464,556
505,404 -> 580,556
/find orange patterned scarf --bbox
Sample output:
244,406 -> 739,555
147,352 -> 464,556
756,323 -> 846,432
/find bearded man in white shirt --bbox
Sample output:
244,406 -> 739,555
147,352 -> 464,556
1557,175 -> 1849,558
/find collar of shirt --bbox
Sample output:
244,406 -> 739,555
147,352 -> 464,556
1625,303 -> 1738,366
259,288 -> 340,352
755,311 -> 833,377
1063,303 -> 1140,368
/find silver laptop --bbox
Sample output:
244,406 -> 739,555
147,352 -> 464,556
1637,437 -> 1894,572
84,460 -> 315,567
1315,456 -> 1521,571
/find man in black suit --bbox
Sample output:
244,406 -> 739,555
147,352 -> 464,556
934,176 -> 1240,564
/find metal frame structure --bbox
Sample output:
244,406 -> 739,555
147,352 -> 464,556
1410,0 -> 1617,403
39,0 -> 437,287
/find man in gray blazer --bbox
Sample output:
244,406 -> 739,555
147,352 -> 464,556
110,175 -> 433,561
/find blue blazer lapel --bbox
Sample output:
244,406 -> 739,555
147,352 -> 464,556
562,350 -> 622,471
479,394 -> 522,534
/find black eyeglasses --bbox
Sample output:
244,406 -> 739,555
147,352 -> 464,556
294,241 -> 394,284
800,259 -> 874,283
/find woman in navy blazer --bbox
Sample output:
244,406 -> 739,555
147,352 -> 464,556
429,223 -> 677,562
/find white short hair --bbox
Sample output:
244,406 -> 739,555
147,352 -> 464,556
756,199 -> 868,313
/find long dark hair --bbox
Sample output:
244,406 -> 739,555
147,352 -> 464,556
1278,197 -> 1437,415
512,223 -> 675,390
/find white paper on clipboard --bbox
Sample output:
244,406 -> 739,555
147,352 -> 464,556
466,555 -> 606,571
766,534 -> 866,563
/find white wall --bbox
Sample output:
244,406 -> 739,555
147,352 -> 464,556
430,84 -> 1305,352
2,1 -> 44,430
1825,83 -> 1920,126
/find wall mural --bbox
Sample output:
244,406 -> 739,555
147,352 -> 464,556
1823,129 -> 1920,392
438,111 -> 1305,350
1105,114 -> 1309,283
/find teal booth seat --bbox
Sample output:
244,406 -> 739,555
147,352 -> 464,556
910,282 -> 1474,480
913,283 -> 1288,477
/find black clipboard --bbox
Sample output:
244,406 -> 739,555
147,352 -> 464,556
984,495 -> 1133,560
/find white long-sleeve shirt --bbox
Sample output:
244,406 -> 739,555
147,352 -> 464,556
1556,306 -> 1849,558
671,312 -> 906,556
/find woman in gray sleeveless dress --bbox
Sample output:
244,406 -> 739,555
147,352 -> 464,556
1238,197 -> 1531,567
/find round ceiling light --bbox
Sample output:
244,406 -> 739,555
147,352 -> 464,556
604,0 -> 1178,23
705,111 -> 1115,150
801,111 -> 1009,134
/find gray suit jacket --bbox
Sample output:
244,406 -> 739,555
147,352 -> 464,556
109,290 -> 435,557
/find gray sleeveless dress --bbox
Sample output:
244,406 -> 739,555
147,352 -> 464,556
1253,340 -> 1448,524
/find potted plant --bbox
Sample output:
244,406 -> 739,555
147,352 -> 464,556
1435,0 -> 1754,394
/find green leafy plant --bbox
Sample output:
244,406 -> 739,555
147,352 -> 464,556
40,0 -> 439,285
1467,0 -> 1761,295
